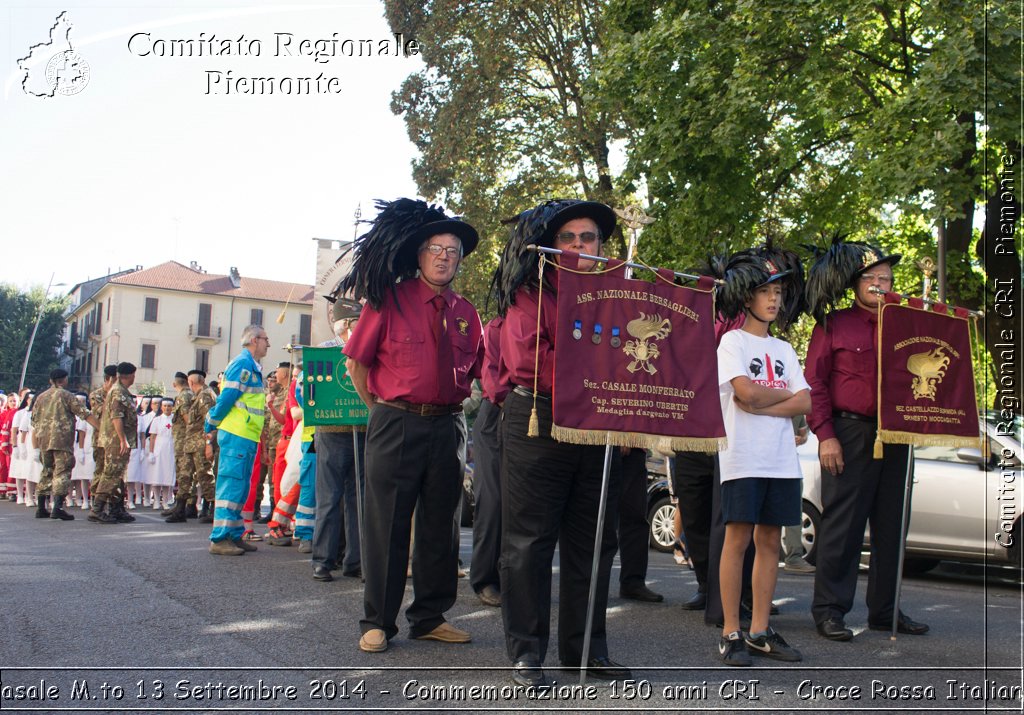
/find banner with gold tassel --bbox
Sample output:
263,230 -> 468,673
874,292 -> 982,458
549,252 -> 726,453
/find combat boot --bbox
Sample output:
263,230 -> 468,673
160,503 -> 177,517
35,495 -> 50,518
113,501 -> 136,523
164,499 -> 188,523
88,498 -> 117,524
49,495 -> 75,521
198,501 -> 214,524
185,503 -> 199,519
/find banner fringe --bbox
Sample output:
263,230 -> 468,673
876,429 -> 982,450
550,424 -> 727,454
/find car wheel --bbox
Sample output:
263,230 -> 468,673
801,500 -> 821,563
902,557 -> 939,574
647,496 -> 677,553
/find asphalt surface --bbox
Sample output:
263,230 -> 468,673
1,498 -> 1021,714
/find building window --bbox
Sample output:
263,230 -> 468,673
103,344 -> 107,366
141,343 -> 156,369
106,297 -> 111,321
195,349 -> 210,374
86,353 -> 93,377
144,297 -> 159,322
96,302 -> 103,326
299,314 -> 312,346
197,303 -> 212,337
250,308 -> 264,327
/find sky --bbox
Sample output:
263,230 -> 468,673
0,1 -> 422,294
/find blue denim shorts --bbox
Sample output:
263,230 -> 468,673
721,477 -> 801,526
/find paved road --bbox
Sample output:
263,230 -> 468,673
0,499 -> 1021,714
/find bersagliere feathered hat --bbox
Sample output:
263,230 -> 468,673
336,198 -> 479,310
704,239 -> 806,332
804,233 -> 901,324
490,199 -> 617,315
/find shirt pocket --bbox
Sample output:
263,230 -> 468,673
387,329 -> 424,368
832,329 -> 875,376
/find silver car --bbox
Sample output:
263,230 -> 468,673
799,416 -> 1022,572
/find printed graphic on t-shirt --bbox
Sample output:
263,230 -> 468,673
748,353 -> 787,389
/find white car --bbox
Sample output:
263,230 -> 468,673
799,416 -> 1022,573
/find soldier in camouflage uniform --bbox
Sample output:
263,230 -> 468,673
184,369 -> 218,523
89,362 -> 138,524
32,369 -> 100,520
164,372 -> 195,523
89,365 -> 118,496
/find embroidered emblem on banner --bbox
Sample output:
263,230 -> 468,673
624,313 -> 672,375
907,347 -> 951,401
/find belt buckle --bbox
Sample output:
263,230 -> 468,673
419,403 -> 431,416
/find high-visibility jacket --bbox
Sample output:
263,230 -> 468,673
206,349 -> 265,442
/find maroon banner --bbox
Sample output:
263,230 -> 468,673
549,254 -> 726,452
877,300 -> 981,450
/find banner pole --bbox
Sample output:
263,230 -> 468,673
526,244 -> 720,284
352,429 -> 364,570
890,446 -> 914,640
580,432 -> 614,686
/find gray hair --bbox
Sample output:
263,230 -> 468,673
241,324 -> 265,347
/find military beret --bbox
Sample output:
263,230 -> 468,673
278,361 -> 291,369
103,364 -> 118,378
50,368 -> 68,381
174,371 -> 188,381
187,369 -> 206,378
116,362 -> 137,375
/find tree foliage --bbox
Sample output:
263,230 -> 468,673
386,0 -> 629,314
0,284 -> 69,391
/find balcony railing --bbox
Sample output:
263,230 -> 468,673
188,324 -> 222,344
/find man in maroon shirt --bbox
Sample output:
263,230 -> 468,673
341,198 -> 483,654
805,239 -> 929,641
492,199 -> 629,688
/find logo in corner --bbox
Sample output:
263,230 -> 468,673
17,11 -> 91,98
907,347 -> 950,401
623,312 -> 672,375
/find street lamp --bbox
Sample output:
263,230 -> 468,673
18,273 -> 67,391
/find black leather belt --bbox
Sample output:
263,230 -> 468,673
377,399 -> 463,416
512,385 -> 550,400
833,410 -> 876,423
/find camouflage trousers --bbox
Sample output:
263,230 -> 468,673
90,446 -> 105,493
38,450 -> 76,497
94,448 -> 130,501
181,450 -> 215,505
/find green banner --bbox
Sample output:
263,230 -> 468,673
301,346 -> 369,426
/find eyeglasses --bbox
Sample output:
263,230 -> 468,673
253,336 -> 270,343
423,244 -> 461,258
859,273 -> 893,285
555,231 -> 599,245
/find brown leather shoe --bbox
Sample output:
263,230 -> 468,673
477,585 -> 501,607
414,622 -> 471,643
359,628 -> 388,653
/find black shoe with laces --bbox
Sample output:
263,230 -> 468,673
718,631 -> 751,666
745,627 -> 802,662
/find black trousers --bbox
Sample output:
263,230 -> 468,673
812,417 -> 911,625
312,430 -> 365,573
360,404 -> 462,640
499,391 -> 622,665
671,451 -> 715,588
617,448 -> 650,587
704,457 -> 755,626
470,398 -> 502,593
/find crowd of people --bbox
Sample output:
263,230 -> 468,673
0,198 -> 929,687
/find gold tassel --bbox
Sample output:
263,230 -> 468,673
873,436 -> 884,459
528,408 -> 539,437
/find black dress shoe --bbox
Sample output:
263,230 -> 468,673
342,567 -> 362,579
620,583 -> 664,603
312,566 -> 334,582
583,656 -> 632,681
680,588 -> 707,611
511,660 -> 546,688
869,612 -> 929,635
816,617 -> 853,641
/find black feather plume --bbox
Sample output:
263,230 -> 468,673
335,198 -> 451,311
804,232 -> 898,324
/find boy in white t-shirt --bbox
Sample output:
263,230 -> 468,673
714,248 -> 810,666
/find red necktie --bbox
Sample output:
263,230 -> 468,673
432,294 -> 456,402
